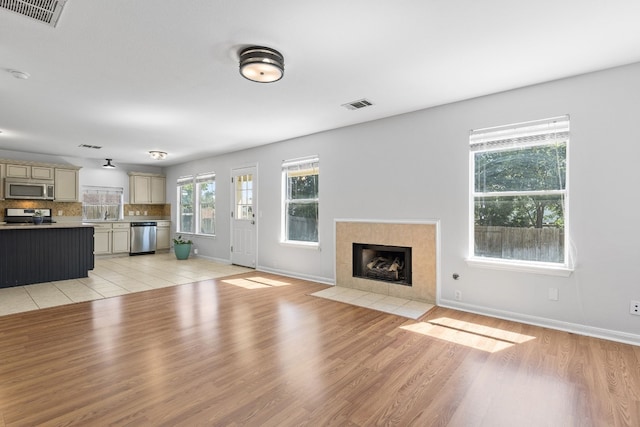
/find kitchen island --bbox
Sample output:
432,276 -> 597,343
0,223 -> 95,288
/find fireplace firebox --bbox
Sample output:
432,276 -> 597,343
352,243 -> 412,286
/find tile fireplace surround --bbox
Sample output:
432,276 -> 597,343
335,220 -> 437,303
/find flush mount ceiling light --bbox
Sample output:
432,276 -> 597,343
149,150 -> 167,160
7,69 -> 30,80
103,158 -> 115,168
239,46 -> 284,83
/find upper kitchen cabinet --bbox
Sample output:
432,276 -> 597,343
128,172 -> 166,204
6,164 -> 54,180
54,168 -> 80,202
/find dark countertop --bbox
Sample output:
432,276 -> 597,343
0,222 -> 94,230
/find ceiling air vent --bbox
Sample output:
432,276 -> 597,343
342,98 -> 374,111
0,0 -> 67,27
78,144 -> 102,150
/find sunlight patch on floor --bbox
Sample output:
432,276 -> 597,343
400,317 -> 536,353
221,276 -> 293,289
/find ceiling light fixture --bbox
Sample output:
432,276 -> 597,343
239,46 -> 284,83
149,150 -> 167,160
103,159 -> 115,168
7,69 -> 30,80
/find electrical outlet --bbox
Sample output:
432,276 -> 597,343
548,287 -> 559,301
194,248 -> 198,255
630,300 -> 640,316
454,290 -> 462,301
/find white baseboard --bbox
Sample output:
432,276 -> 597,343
438,299 -> 640,347
256,265 -> 334,286
189,254 -> 233,264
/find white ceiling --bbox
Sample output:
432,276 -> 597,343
1,0 -> 640,166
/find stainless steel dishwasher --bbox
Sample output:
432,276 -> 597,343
130,221 -> 157,255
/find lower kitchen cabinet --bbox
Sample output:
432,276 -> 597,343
92,222 -> 130,255
156,220 -> 170,250
1,226 -> 94,287
112,223 -> 130,253
93,224 -> 112,255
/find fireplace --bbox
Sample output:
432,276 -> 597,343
336,220 -> 436,303
353,243 -> 412,286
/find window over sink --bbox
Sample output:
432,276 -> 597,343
82,186 -> 124,221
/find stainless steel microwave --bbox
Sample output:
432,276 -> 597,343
5,179 -> 55,200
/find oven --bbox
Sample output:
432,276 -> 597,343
4,208 -> 55,224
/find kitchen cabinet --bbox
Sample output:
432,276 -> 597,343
150,176 -> 165,204
6,164 -> 54,180
54,168 -> 79,201
112,223 -> 130,253
92,222 -> 130,255
129,173 -> 166,204
156,220 -> 171,250
93,224 -> 112,255
0,225 -> 94,288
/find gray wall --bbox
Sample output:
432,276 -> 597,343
166,62 -> 640,345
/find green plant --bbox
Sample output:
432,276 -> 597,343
172,235 -> 193,245
33,210 -> 43,217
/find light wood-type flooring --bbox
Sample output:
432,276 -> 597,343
1,271 -> 639,426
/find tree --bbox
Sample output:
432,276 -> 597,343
474,143 -> 566,229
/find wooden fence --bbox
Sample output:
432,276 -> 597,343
475,226 -> 564,262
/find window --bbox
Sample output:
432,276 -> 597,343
82,186 -> 123,221
196,174 -> 215,235
470,116 -> 569,268
282,156 -> 319,244
177,173 -> 215,235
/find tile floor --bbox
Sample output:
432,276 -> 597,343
0,253 -> 253,317
311,286 -> 434,319
0,254 -> 435,320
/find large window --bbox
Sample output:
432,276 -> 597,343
282,156 -> 319,244
177,173 -> 215,235
470,116 -> 569,268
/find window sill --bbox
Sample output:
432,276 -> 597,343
176,232 -> 216,239
465,257 -> 573,277
280,240 -> 320,250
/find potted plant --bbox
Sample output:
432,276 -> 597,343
32,210 -> 44,225
172,235 -> 193,260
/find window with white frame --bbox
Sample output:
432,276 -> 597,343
282,156 -> 319,244
82,186 -> 123,221
470,116 -> 569,267
176,173 -> 215,235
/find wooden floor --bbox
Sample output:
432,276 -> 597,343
0,272 -> 638,426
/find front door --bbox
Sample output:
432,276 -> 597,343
230,166 -> 257,267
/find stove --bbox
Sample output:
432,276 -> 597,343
4,208 -> 55,224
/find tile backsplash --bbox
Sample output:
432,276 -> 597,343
0,200 -> 170,220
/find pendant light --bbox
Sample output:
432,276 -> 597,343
239,46 -> 284,83
103,159 -> 115,168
